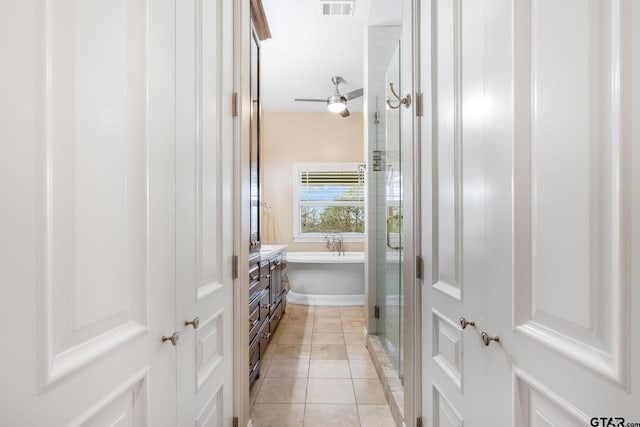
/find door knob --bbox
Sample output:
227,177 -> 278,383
481,332 -> 500,346
185,316 -> 200,329
459,317 -> 475,330
162,332 -> 180,346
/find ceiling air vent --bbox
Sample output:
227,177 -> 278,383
320,0 -> 355,17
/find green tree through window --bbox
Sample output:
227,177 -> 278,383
296,164 -> 365,237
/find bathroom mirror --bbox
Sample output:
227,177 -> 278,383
249,29 -> 261,253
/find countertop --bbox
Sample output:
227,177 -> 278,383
258,244 -> 287,260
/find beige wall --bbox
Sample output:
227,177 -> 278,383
261,112 -> 365,252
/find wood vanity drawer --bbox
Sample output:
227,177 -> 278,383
259,289 -> 271,321
248,279 -> 261,302
248,262 -> 261,301
249,263 -> 260,282
269,302 -> 283,334
260,324 -> 271,357
249,306 -> 260,344
249,336 -> 261,384
259,260 -> 270,283
249,290 -> 261,319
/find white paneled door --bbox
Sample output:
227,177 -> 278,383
0,0 -> 177,425
0,0 -> 235,426
175,0 -> 235,425
422,1 -> 639,426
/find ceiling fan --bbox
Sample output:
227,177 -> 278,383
294,76 -> 363,118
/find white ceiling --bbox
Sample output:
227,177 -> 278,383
260,0 -> 401,113
260,0 -> 369,113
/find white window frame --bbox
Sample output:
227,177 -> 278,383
293,162 -> 365,242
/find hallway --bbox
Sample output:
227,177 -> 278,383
249,305 -> 396,427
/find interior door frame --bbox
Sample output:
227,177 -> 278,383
401,0 -> 424,426
402,0 -> 423,425
233,0 -> 424,425
234,0 -> 252,426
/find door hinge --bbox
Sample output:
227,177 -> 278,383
232,92 -> 239,117
374,305 -> 380,319
416,255 -> 424,280
232,255 -> 239,279
417,416 -> 424,427
415,92 -> 423,117
233,416 -> 239,427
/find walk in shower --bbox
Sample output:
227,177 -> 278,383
366,24 -> 404,424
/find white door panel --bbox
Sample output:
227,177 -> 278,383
41,0 -> 149,387
176,0 -> 234,425
424,0 -> 639,425
512,0 -> 629,384
490,0 -> 637,423
1,0 -> 176,425
422,0 -> 489,424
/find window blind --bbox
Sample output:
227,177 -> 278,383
299,170 -> 364,203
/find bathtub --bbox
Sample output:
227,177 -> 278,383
286,251 -> 365,306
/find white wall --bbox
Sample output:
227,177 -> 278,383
261,111 -> 365,252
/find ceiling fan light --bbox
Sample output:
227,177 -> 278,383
327,95 -> 347,113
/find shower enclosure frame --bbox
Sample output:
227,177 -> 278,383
363,0 -> 422,424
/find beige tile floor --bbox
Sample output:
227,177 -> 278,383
250,305 -> 397,427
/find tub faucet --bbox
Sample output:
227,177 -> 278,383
324,233 -> 345,256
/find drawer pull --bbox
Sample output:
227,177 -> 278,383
260,274 -> 271,279
262,332 -> 271,340
250,319 -> 259,328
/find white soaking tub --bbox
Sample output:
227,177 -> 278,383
286,251 -> 365,306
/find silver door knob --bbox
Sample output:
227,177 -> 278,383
162,332 -> 180,346
481,332 -> 500,346
459,317 -> 475,330
185,316 -> 200,329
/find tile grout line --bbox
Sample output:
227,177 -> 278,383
301,309 -> 315,426
346,315 -> 363,427
252,306 -> 374,426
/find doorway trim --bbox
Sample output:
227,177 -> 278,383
401,0 -> 423,425
233,0 -> 252,426
232,0 -> 423,425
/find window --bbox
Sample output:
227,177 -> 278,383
293,163 -> 365,241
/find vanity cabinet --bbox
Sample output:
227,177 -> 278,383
248,0 -> 274,389
271,253 -> 287,317
248,247 -> 287,387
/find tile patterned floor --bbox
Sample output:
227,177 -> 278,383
249,305 -> 397,427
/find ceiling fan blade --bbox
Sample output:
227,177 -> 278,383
294,98 -> 327,102
339,108 -> 350,118
344,88 -> 363,100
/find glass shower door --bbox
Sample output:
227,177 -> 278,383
375,41 -> 404,381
